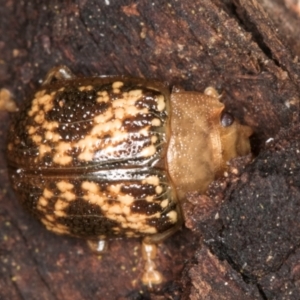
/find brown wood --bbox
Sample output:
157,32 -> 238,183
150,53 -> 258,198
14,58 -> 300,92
0,0 -> 299,299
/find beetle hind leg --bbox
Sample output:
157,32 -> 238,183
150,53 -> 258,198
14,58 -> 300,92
141,242 -> 163,287
141,222 -> 182,287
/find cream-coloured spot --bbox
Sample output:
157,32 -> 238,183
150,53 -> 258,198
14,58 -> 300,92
28,107 -> 37,117
39,144 -> 51,158
96,91 -> 109,103
82,181 -> 99,193
126,232 -> 135,237
61,191 -> 76,201
38,94 -> 52,104
113,88 -> 120,94
38,197 -> 48,207
55,199 -> 69,211
145,196 -> 154,202
122,222 -> 137,229
123,206 -> 130,215
57,181 -> 74,192
53,153 -> 72,165
43,101 -> 53,112
34,90 -> 46,98
84,193 -> 105,206
28,94 -> 54,117
45,215 -> 55,222
160,199 -> 169,208
151,135 -> 158,143
79,85 -> 93,91
82,182 -> 105,206
109,184 -> 121,194
37,205 -> 46,213
43,188 -> 54,199
56,141 -> 71,153
108,205 -> 122,215
76,135 -> 98,149
128,89 -> 143,98
155,186 -> 163,194
53,142 -> 73,165
143,176 -> 159,186
41,218 -> 53,227
167,210 -> 177,223
112,214 -> 126,223
118,194 -> 134,205
139,127 -> 150,136
151,118 -> 161,126
78,150 -> 94,161
52,133 -> 61,142
126,213 -> 151,222
54,210 -> 67,217
45,131 -> 61,142
91,119 -> 122,136
32,135 -> 42,143
101,204 -> 109,212
97,91 -> 108,96
97,95 -> 109,103
49,223 -> 70,235
94,108 -> 113,123
112,81 -> 124,89
34,111 -> 45,124
43,121 -> 59,130
112,98 -> 130,108
27,126 -> 37,135
140,145 -> 156,157
156,95 -> 165,111
114,107 -> 125,119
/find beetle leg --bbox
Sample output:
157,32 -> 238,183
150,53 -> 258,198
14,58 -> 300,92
42,65 -> 75,85
141,242 -> 163,287
86,238 -> 107,253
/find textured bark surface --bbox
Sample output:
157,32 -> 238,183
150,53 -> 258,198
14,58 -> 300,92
0,0 -> 299,299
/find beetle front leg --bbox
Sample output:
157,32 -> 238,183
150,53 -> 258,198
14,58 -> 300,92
42,65 -> 75,85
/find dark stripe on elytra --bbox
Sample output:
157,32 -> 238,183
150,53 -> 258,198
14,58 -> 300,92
57,214 -> 121,237
46,88 -> 111,142
64,198 -> 102,215
120,183 -> 157,198
135,93 -> 162,111
130,200 -> 162,215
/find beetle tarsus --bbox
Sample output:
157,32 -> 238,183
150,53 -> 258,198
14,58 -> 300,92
141,242 -> 163,287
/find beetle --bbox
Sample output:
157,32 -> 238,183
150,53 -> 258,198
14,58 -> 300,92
6,66 -> 252,286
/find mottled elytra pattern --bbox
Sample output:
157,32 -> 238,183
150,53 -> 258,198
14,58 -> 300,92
7,77 -> 179,239
7,77 -> 169,169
